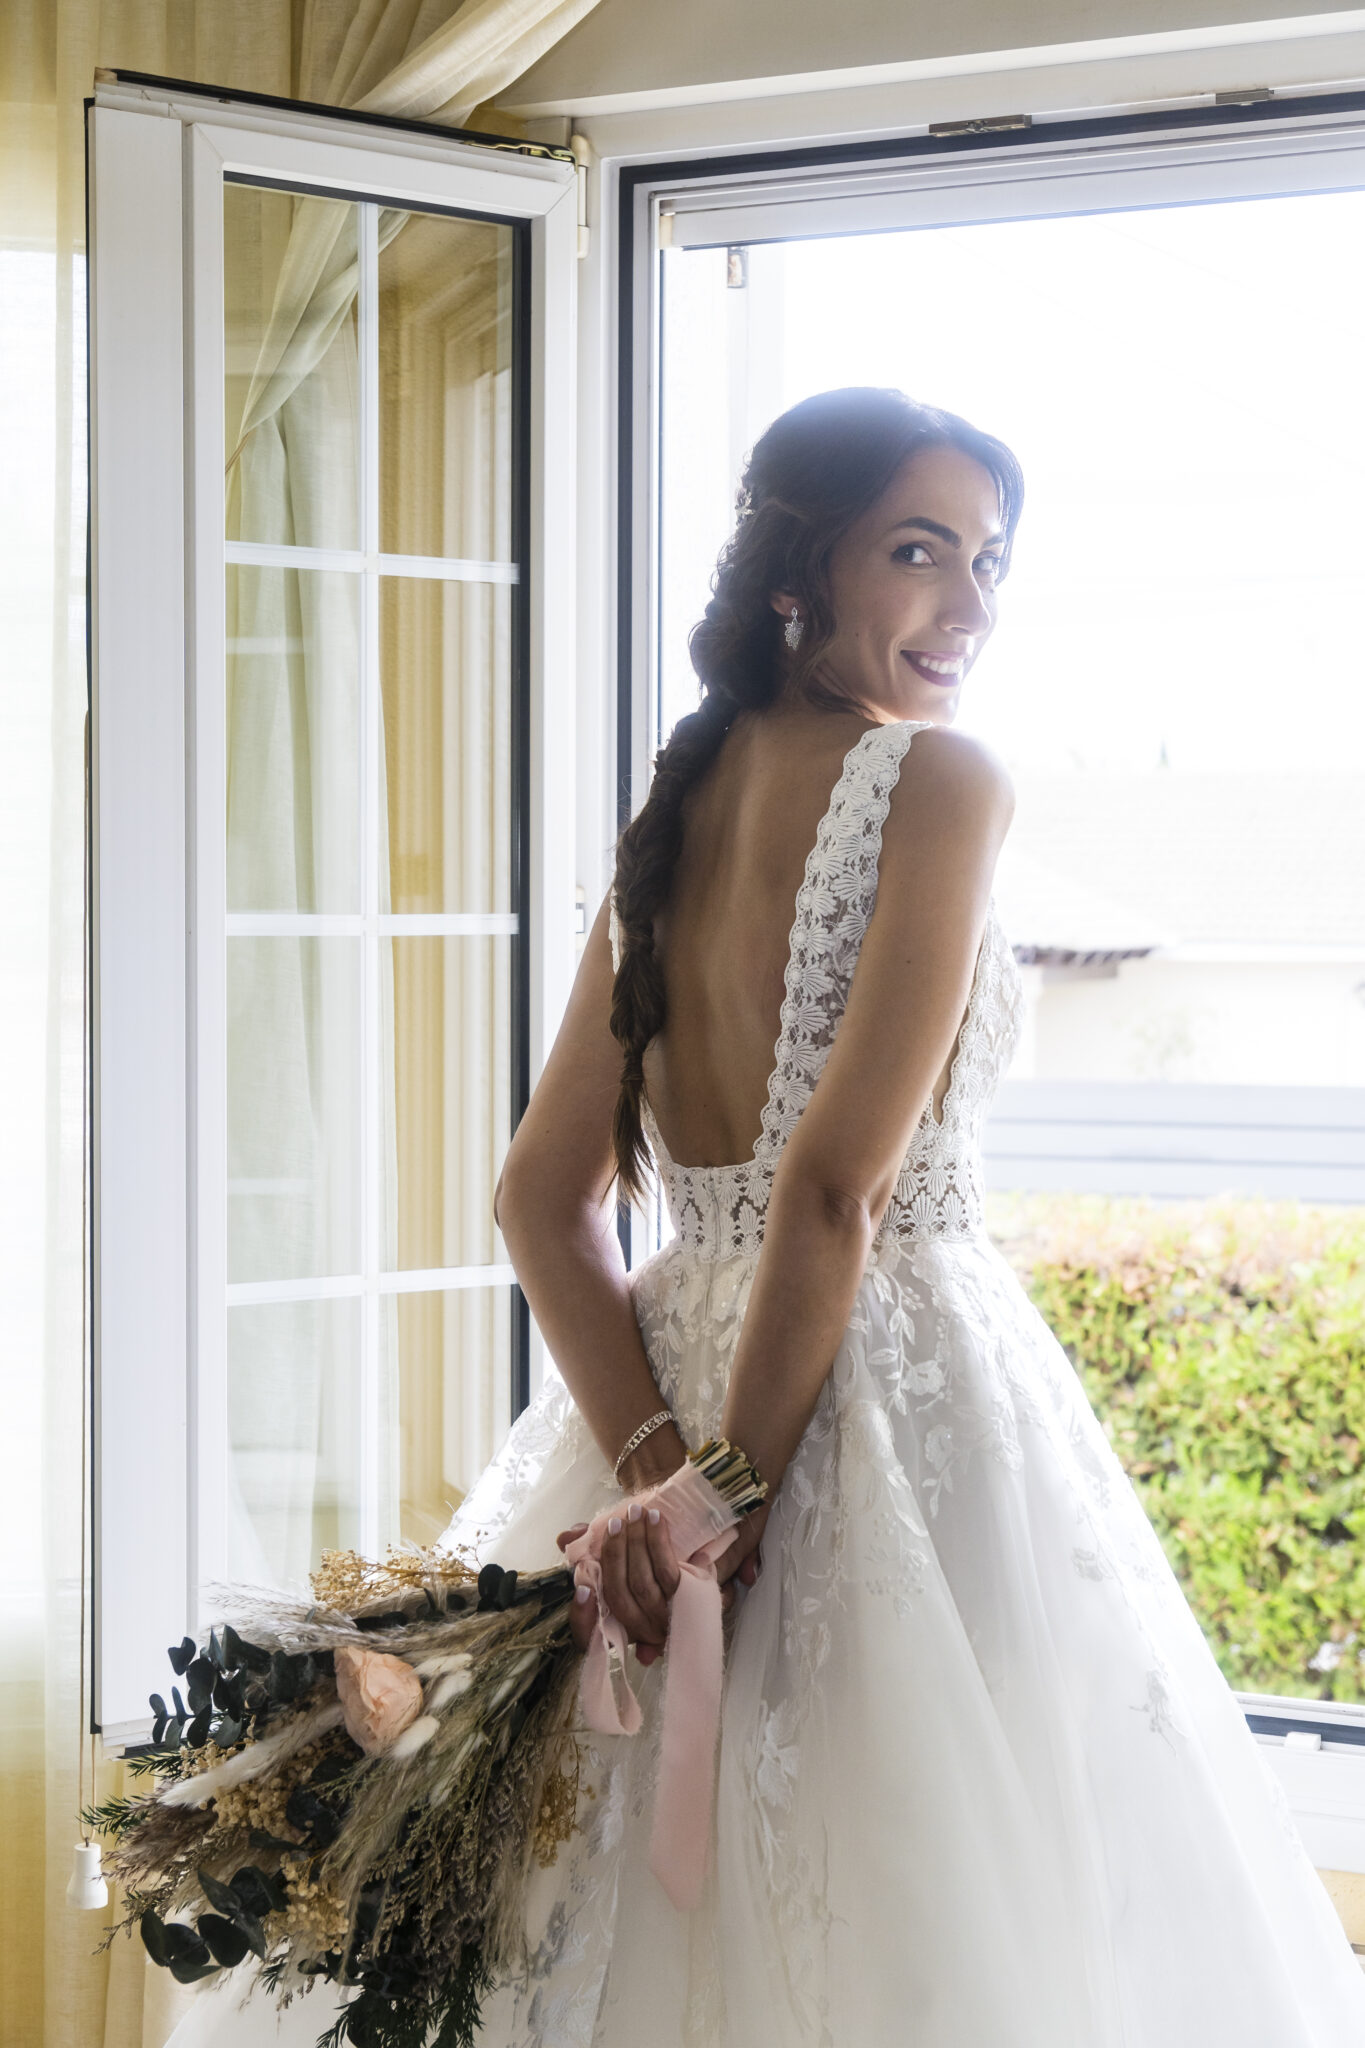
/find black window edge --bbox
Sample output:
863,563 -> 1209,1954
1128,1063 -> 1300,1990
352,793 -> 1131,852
510,214 -> 533,1418
91,67 -> 574,163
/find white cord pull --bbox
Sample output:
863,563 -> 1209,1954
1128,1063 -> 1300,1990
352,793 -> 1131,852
66,1841 -> 108,1910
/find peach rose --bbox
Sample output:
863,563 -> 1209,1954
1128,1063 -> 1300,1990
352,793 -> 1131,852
334,1645 -> 423,1755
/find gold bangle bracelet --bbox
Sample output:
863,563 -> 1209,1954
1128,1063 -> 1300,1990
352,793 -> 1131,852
612,1409 -> 673,1481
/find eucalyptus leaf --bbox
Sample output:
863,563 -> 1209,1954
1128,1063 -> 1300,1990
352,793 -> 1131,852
171,1686 -> 186,1721
223,1626 -> 270,1675
186,1656 -> 215,1713
286,1787 -> 339,1847
197,1914 -> 249,1968
161,1921 -> 211,1967
213,1715 -> 242,1750
308,1750 -> 351,1787
167,1638 -> 196,1677
207,1628 -> 225,1671
196,1867 -> 241,1919
148,1693 -> 168,1721
139,1908 -> 169,1967
213,1668 -> 245,1717
186,1708 -> 211,1749
230,1866 -> 277,1922
245,1912 -> 271,1960
268,1650 -> 296,1704
167,1956 -> 219,1986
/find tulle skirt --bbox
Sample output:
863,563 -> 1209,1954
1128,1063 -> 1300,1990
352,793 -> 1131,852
168,1231 -> 1365,2047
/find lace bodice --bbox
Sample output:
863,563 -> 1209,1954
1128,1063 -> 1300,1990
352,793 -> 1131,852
631,720 -> 1023,1259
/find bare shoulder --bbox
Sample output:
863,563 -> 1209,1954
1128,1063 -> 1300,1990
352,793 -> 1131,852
896,722 -> 1014,806
880,724 -> 1014,867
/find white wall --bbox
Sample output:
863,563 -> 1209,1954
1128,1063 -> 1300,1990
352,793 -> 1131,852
1020,957 -> 1365,1086
505,0 -> 1365,112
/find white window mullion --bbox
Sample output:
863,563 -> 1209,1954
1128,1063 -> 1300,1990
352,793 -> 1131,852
224,1267 -> 516,1308
225,538 -> 520,584
188,129 -> 231,1603
358,199 -> 382,1559
89,105 -> 190,1735
224,912 -> 520,937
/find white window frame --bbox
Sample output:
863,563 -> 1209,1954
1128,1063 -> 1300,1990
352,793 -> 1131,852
600,86 -> 1365,1867
89,79 -> 578,1738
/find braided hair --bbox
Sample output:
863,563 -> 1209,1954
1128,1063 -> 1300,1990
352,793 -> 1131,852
609,386 -> 1024,1201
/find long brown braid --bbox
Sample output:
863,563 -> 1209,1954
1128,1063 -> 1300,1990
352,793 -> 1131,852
608,387 -> 1024,1202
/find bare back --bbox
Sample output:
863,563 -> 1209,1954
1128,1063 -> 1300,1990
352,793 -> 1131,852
643,707 -> 958,1168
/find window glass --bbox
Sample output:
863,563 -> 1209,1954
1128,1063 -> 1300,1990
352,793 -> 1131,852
658,190 -> 1365,1703
379,210 -> 515,562
220,184 -> 522,1589
224,184 -> 360,550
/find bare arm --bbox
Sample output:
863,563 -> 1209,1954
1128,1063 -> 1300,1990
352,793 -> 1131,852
496,895 -> 687,1494
497,896 -> 691,1656
718,728 -> 1014,1512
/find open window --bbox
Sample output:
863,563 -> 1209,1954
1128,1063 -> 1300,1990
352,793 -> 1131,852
88,76 -> 577,1736
616,94 -> 1365,1863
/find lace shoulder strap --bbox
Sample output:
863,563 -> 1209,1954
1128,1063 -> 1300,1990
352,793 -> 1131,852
608,894 -> 622,972
753,720 -> 929,1166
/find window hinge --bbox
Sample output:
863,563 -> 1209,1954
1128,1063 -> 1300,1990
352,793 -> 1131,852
928,113 -> 1032,138
570,132 -> 592,258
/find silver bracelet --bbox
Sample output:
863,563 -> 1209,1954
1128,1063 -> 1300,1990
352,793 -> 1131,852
613,1409 -> 674,1481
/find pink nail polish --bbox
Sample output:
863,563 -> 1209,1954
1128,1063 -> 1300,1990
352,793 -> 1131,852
647,1507 -> 660,1525
627,1501 -> 642,1523
575,1584 -> 592,1604
607,1515 -> 622,1536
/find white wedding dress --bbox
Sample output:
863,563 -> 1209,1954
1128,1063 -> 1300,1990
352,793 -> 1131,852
170,720 -> 1365,2048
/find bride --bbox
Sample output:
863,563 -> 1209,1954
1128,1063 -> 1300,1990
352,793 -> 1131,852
173,386 -> 1365,2045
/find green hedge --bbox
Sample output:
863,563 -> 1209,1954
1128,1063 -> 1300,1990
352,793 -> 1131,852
986,1194 -> 1365,1702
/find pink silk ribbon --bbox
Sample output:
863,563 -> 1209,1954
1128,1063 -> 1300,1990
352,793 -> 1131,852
563,1461 -> 741,1911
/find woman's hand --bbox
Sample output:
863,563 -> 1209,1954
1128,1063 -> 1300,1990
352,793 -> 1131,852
712,1500 -> 769,1594
557,1504 -> 680,1665
557,1501 -> 759,1665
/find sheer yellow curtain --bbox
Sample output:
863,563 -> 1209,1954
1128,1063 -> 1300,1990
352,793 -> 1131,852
0,3 -> 595,2044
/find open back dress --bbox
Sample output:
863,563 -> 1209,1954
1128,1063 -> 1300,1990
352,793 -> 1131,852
173,718 -> 1365,2046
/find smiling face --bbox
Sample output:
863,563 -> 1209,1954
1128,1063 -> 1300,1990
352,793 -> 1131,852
774,441 -> 1008,726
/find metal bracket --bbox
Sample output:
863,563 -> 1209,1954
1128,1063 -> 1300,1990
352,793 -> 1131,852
570,132 -> 592,257
929,113 -> 1033,138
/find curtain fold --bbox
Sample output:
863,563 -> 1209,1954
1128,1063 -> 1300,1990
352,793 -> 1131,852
0,4 -> 594,2044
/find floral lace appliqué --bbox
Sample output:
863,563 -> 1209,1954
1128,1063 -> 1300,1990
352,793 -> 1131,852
645,721 -> 1024,1259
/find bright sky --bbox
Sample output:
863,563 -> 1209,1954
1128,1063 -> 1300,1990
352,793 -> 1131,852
659,188 -> 1365,777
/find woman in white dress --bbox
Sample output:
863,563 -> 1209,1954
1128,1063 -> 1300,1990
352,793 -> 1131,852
173,386 -> 1365,2046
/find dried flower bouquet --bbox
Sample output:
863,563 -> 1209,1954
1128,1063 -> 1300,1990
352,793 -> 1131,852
89,1439 -> 767,2048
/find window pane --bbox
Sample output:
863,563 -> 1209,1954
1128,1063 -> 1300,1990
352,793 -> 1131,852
227,1298 -> 360,1585
394,1288 -> 511,1544
224,182 -> 360,549
387,936 -> 511,1271
380,577 -> 512,914
378,209 -> 514,562
657,192 -> 1365,1704
228,937 -> 360,1283
226,563 -> 360,913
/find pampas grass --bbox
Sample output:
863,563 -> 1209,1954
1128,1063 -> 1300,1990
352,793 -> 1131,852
95,1443 -> 768,2048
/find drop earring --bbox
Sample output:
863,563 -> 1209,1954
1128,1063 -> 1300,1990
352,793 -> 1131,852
784,606 -> 804,651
